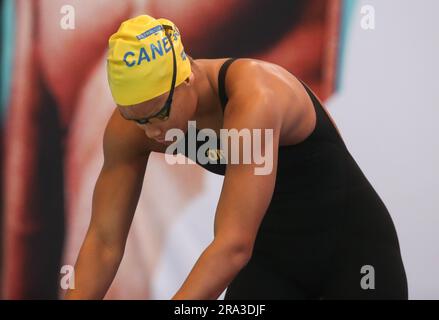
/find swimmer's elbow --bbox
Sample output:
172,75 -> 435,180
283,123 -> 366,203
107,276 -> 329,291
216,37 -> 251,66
212,237 -> 254,267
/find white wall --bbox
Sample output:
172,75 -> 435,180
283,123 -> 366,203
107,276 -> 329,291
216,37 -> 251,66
328,0 -> 439,299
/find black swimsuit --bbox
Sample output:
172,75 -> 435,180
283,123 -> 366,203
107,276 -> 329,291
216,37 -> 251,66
178,58 -> 408,299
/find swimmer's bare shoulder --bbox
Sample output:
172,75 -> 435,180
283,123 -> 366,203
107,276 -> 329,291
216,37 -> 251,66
219,58 -> 290,126
222,58 -> 322,146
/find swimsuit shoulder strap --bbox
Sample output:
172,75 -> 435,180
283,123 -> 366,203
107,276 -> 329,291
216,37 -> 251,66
218,58 -> 239,111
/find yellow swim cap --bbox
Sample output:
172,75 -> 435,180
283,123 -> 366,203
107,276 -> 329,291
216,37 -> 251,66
107,15 -> 191,106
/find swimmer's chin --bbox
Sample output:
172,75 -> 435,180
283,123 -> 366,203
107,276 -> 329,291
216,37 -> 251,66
153,137 -> 180,146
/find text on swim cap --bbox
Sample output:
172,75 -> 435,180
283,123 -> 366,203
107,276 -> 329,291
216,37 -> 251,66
124,30 -> 181,67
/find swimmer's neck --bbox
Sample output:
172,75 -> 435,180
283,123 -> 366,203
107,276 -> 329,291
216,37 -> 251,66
190,58 -> 225,123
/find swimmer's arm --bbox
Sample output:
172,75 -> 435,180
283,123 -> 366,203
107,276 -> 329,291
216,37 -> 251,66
172,93 -> 281,300
65,112 -> 149,300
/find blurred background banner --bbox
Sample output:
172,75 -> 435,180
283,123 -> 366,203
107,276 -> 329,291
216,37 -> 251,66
0,0 -> 438,299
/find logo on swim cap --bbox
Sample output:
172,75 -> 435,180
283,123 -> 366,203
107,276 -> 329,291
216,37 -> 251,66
136,25 -> 164,40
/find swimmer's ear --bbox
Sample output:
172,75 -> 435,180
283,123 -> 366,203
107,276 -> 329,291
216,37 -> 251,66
184,72 -> 195,86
